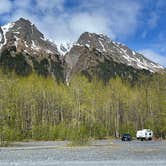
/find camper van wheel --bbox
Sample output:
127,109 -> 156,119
141,138 -> 143,141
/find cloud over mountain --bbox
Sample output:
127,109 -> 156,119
0,0 -> 141,42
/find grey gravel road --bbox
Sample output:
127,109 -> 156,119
0,140 -> 166,166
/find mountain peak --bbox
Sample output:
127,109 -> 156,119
78,32 -> 110,44
76,32 -> 112,53
18,17 -> 30,22
16,17 -> 32,24
65,31 -> 164,74
0,18 -> 64,79
0,18 -> 58,54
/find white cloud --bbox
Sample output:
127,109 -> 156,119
36,15 -> 73,43
0,0 -> 12,14
28,12 -> 114,44
0,0 -> 142,44
70,12 -> 115,39
139,49 -> 166,67
35,0 -> 65,13
39,0 -> 141,43
13,0 -> 32,9
77,0 -> 141,38
107,0 -> 141,37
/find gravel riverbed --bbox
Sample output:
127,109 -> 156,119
0,140 -> 165,166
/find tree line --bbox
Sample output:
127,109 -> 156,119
0,71 -> 166,146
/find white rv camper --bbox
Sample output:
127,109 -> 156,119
136,129 -> 153,141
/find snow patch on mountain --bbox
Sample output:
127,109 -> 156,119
0,22 -> 15,50
85,43 -> 90,48
24,41 -> 28,48
14,35 -> 19,48
132,51 -> 136,55
114,43 -> 163,72
1,22 -> 15,45
99,40 -> 106,52
57,42 -> 74,56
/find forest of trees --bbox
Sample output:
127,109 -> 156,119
0,70 -> 166,146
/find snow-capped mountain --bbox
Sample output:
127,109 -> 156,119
0,18 -> 165,82
0,18 -> 64,80
63,32 -> 164,82
66,32 -> 164,73
0,18 -> 58,54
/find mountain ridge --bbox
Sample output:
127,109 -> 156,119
0,18 -> 165,83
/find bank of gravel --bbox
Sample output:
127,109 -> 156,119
0,140 -> 165,166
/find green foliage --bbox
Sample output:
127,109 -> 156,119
0,50 -> 32,75
33,58 -> 49,77
0,49 -> 64,82
0,71 -> 166,146
67,124 -> 89,146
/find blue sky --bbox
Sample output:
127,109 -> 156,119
0,0 -> 166,66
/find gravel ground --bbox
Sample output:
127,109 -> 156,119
0,140 -> 166,166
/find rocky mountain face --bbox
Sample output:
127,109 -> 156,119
65,32 -> 164,82
0,18 -> 64,81
0,18 -> 164,83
